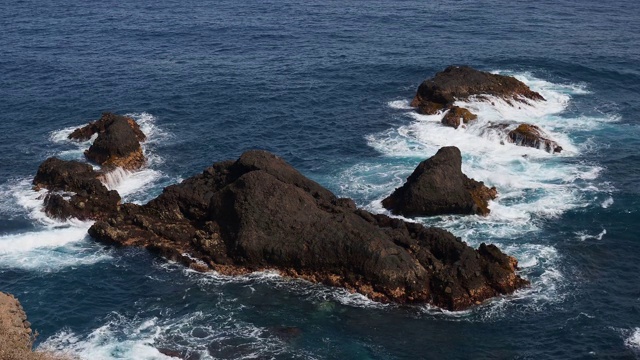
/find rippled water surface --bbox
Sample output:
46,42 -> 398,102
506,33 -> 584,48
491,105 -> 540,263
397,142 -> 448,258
1,0 -> 640,358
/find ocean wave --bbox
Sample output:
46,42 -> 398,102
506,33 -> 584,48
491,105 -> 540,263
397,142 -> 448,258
39,306 -> 314,360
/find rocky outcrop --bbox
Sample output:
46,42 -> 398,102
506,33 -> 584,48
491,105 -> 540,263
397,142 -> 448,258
508,124 -> 563,153
411,65 -> 545,115
0,292 -> 71,360
68,112 -> 145,142
69,113 -> 146,170
382,147 -> 497,217
80,150 -> 526,310
33,157 -> 120,220
441,106 -> 478,129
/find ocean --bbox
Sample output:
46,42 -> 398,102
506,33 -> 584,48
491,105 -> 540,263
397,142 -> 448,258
1,0 -> 639,358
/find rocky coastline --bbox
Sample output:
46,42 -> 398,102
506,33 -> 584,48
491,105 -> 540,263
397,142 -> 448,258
0,292 -> 70,360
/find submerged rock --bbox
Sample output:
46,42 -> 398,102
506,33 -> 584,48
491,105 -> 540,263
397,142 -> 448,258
508,124 -> 563,153
411,65 -> 545,115
441,106 -> 478,129
383,147 -> 497,217
82,150 -> 526,310
69,112 -> 146,170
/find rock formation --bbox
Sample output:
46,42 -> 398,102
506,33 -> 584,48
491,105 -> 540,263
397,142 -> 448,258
410,66 -> 562,153
508,124 -> 563,153
441,106 -> 478,129
382,147 -> 497,217
0,292 -> 70,360
84,150 -> 525,310
69,112 -> 146,170
33,115 -> 528,311
33,157 -> 121,220
411,65 -> 545,115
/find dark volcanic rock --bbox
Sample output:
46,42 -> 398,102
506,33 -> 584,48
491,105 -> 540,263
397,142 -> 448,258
85,150 -> 526,310
508,124 -> 563,153
33,157 -> 120,220
411,65 -> 545,115
441,106 -> 478,129
382,147 -> 497,217
69,112 -> 145,142
85,117 -> 145,170
68,112 -> 146,170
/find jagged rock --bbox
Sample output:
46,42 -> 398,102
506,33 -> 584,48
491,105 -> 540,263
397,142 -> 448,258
85,117 -> 145,170
0,292 -> 32,352
0,292 -> 74,359
441,106 -> 478,128
382,147 -> 497,217
84,150 -> 526,310
411,65 -> 545,115
33,157 -> 120,220
68,112 -> 145,142
68,113 -> 146,170
508,124 -> 563,153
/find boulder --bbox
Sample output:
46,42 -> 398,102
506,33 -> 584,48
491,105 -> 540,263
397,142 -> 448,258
84,116 -> 145,170
441,106 -> 478,129
508,124 -> 563,153
33,157 -> 120,220
382,147 -> 496,217
411,66 -> 545,115
85,150 -> 526,310
68,113 -> 146,170
68,112 -> 145,142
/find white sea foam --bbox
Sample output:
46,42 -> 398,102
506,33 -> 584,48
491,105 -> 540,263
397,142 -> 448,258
601,196 -> 614,208
39,319 -> 177,360
626,328 -> 640,351
387,99 -> 412,110
336,72 -> 605,314
101,167 -> 162,200
358,72 -> 607,231
0,112 -> 170,271
39,307 -> 301,360
575,229 -> 607,241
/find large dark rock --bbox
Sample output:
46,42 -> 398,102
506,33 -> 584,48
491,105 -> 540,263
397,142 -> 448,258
85,150 -> 526,310
508,124 -> 563,153
33,157 -> 120,220
68,112 -> 146,170
382,147 -> 497,217
69,112 -> 145,142
411,66 -> 545,115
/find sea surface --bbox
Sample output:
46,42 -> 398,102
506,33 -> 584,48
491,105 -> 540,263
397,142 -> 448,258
1,0 -> 639,359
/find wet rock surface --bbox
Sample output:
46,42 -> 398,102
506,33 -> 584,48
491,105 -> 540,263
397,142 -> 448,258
81,150 -> 526,310
441,106 -> 478,129
33,157 -> 120,220
382,147 -> 497,217
69,112 -> 146,170
508,124 -> 563,153
32,114 -> 528,310
411,65 -> 545,115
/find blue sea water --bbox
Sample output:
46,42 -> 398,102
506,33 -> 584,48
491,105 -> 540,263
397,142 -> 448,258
1,0 -> 640,358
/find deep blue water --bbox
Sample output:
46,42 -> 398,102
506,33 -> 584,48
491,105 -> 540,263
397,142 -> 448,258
1,0 -> 640,359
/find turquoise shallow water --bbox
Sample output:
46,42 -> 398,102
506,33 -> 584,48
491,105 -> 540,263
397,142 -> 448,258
1,0 -> 640,358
